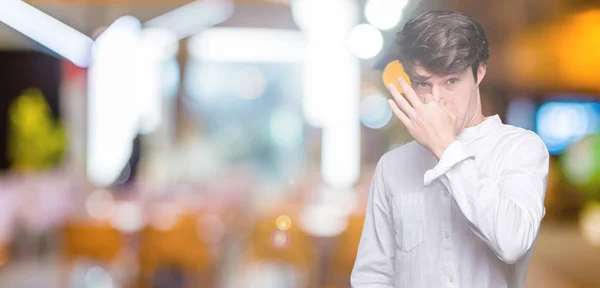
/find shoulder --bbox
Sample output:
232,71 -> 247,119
498,124 -> 549,166
378,140 -> 429,168
501,124 -> 547,153
374,141 -> 434,189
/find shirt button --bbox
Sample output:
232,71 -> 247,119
444,231 -> 450,239
449,276 -> 455,283
443,190 -> 449,197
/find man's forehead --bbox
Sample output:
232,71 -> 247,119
407,64 -> 460,81
406,63 -> 434,80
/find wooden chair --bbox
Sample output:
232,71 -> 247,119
60,221 -> 123,287
137,212 -> 214,288
325,214 -> 365,288
237,210 -> 319,288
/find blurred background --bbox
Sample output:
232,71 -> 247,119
0,0 -> 599,287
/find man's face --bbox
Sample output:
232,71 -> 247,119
408,62 -> 486,132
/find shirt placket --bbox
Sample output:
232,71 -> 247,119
438,181 -> 458,287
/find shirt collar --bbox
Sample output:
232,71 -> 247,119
457,114 -> 502,143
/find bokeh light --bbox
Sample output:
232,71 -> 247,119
561,134 -> 600,191
347,24 -> 383,59
364,0 -> 407,30
275,215 -> 292,231
360,93 -> 392,129
84,266 -> 113,288
298,195 -> 350,237
536,101 -> 600,154
149,203 -> 180,231
109,201 -> 143,233
85,189 -> 115,220
270,230 -> 290,248
580,203 -> 600,247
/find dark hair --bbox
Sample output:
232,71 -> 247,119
396,10 -> 489,81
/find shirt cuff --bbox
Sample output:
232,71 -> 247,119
424,140 -> 474,186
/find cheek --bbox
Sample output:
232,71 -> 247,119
445,99 -> 469,117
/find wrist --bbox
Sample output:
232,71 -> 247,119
433,137 -> 457,160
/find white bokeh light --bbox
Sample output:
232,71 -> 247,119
109,201 -> 144,233
294,0 -> 361,190
87,16 -> 142,187
360,94 -> 392,129
580,204 -> 600,247
347,24 -> 383,59
365,0 -> 407,30
85,189 -> 115,220
84,266 -> 113,288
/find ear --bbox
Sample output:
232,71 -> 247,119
476,62 -> 487,86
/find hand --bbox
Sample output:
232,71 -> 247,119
387,78 -> 458,160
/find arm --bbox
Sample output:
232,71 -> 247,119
350,158 -> 395,287
424,133 -> 549,264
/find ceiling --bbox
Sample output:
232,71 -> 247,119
0,0 -> 297,49
3,0 -> 598,92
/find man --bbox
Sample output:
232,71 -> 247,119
351,10 -> 549,288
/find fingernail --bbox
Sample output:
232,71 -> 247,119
398,78 -> 404,84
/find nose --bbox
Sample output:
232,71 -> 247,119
432,87 -> 442,102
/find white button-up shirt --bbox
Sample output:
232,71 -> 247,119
351,115 -> 549,288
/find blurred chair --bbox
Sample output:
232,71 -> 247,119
0,243 -> 7,268
62,221 -> 123,262
236,210 -> 319,288
60,221 -> 123,287
137,212 -> 214,288
325,214 -> 365,288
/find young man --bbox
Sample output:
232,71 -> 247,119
351,10 -> 549,288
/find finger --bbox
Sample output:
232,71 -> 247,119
387,83 -> 416,119
440,100 -> 455,116
440,104 -> 451,115
388,99 -> 411,127
397,77 -> 422,109
443,100 -> 455,111
423,94 -> 435,104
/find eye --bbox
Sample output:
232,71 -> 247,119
446,78 -> 459,85
414,82 -> 429,88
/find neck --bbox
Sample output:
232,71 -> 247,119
466,111 -> 485,128
464,91 -> 485,129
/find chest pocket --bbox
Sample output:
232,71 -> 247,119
392,191 -> 426,252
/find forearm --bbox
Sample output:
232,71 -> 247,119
441,160 -> 542,263
425,140 -> 548,264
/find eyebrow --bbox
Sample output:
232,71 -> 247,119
443,73 -> 461,79
410,73 -> 461,83
409,73 -> 432,82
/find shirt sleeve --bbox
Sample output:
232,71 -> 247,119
423,133 -> 549,264
351,157 -> 396,287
